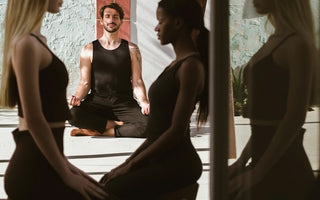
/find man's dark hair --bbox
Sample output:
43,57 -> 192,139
99,3 -> 124,20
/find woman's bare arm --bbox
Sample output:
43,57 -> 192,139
250,35 -> 315,182
13,35 -> 70,178
13,35 -> 107,199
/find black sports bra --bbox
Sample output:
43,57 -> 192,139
16,34 -> 70,121
245,33 -> 295,120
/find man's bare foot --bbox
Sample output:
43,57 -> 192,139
70,128 -> 100,136
106,120 -> 124,129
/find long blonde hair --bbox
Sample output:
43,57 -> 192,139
268,0 -> 319,106
268,0 -> 315,41
0,0 -> 49,108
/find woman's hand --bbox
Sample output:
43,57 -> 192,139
67,161 -> 99,185
103,161 -> 133,185
228,160 -> 249,180
64,161 -> 108,200
228,167 -> 260,200
228,169 -> 252,200
99,161 -> 130,184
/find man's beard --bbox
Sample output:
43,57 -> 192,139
104,23 -> 120,33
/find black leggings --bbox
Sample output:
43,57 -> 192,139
100,138 -> 203,199
243,126 -> 315,200
69,94 -> 148,137
4,128 -> 85,200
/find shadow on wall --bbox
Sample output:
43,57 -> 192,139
130,0 -> 137,43
131,0 -> 175,90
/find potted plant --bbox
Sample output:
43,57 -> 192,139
232,65 -> 248,117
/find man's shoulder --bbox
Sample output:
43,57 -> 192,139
82,42 -> 94,53
127,41 -> 139,51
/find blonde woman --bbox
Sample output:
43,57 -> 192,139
0,0 -> 107,199
228,0 -> 317,199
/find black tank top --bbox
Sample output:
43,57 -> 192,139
246,33 -> 294,120
145,54 -> 201,142
91,39 -> 132,98
16,34 -> 71,122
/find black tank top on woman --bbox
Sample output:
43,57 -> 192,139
16,34 -> 71,122
91,39 -> 133,98
246,33 -> 295,120
145,54 -> 201,142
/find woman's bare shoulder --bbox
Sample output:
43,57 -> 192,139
12,35 -> 42,71
284,33 -> 313,51
14,35 -> 40,55
272,34 -> 315,78
178,56 -> 205,83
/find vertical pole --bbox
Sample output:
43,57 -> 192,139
209,0 -> 230,199
318,0 -> 320,175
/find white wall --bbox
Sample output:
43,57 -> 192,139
0,0 -> 97,96
132,0 -> 213,90
131,0 -> 174,89
0,0 -> 319,95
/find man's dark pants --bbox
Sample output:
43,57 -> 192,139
68,94 -> 148,137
